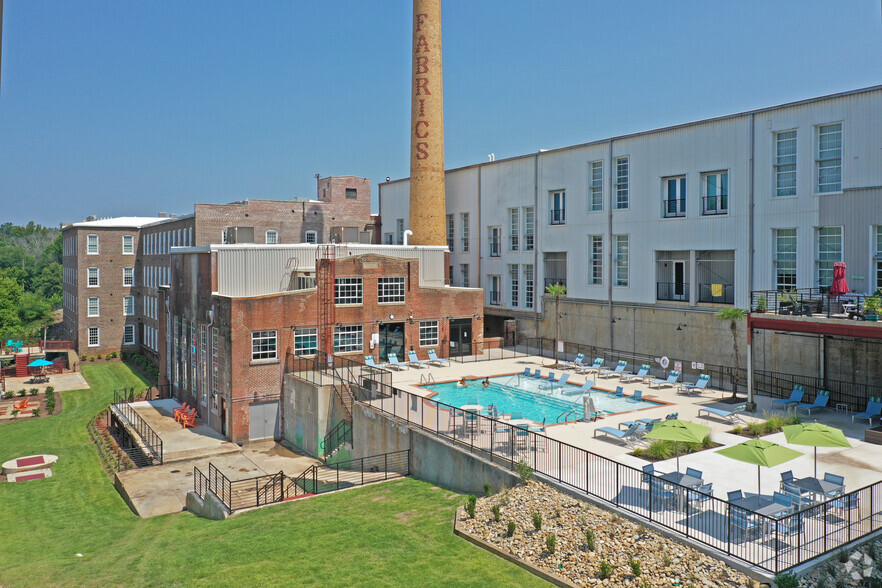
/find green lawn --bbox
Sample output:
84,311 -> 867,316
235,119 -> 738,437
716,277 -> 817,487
0,363 -> 545,587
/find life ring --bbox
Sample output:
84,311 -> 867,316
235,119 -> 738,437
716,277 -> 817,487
659,356 -> 670,369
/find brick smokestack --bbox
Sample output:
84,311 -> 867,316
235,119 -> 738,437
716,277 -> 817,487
408,0 -> 446,247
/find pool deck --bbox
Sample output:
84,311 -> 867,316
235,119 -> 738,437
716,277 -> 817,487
385,355 -> 882,498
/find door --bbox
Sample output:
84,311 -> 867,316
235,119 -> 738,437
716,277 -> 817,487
220,398 -> 227,437
249,401 -> 280,440
378,322 -> 405,361
449,318 -> 472,357
674,261 -> 686,300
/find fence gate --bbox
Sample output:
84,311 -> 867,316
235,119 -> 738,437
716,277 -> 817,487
248,401 -> 280,440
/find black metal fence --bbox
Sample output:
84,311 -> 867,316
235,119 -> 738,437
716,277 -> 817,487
749,288 -> 877,318
754,370 -> 882,414
656,282 -> 690,302
109,390 -> 163,465
288,450 -> 410,498
321,420 -> 353,457
698,283 -> 734,304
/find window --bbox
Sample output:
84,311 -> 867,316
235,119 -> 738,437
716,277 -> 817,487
701,171 -> 729,215
335,277 -> 363,305
123,324 -> 135,345
211,327 -> 218,411
123,267 -> 134,286
589,235 -> 603,285
488,227 -> 501,257
875,226 -> 882,290
817,227 -> 842,286
419,321 -> 439,347
88,326 -> 100,347
265,230 -> 278,244
508,208 -> 519,251
333,325 -> 363,353
460,213 -> 470,252
123,296 -> 135,316
614,235 -> 629,286
774,229 -> 797,291
346,188 -> 357,199
86,234 -> 99,254
460,264 -> 469,288
775,130 -> 797,197
489,275 -> 500,305
88,297 -> 99,317
817,123 -> 842,193
396,219 -> 404,245
294,328 -> 318,356
88,267 -> 100,287
524,265 -> 534,308
122,234 -> 134,254
615,157 -> 629,209
446,214 -> 454,251
378,277 -> 405,303
384,232 -> 393,244
549,190 -> 566,225
523,207 -> 534,251
251,330 -> 277,361
589,161 -> 603,211
509,265 -> 519,307
663,176 -> 686,218
305,230 -> 317,244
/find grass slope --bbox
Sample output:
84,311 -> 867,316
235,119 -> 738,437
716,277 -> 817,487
0,363 -> 545,587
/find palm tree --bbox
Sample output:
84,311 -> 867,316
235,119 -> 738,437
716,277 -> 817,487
716,308 -> 747,399
545,283 -> 567,366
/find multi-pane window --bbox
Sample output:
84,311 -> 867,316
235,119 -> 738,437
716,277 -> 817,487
396,219 -> 404,245
488,227 -> 501,257
88,267 -> 100,287
378,277 -> 405,303
123,324 -> 135,345
509,208 -> 519,251
524,265 -> 534,309
614,235 -> 629,286
88,297 -> 99,317
523,207 -> 534,251
489,275 -> 501,305
702,171 -> 728,215
251,330 -> 277,361
305,230 -> 317,244
460,264 -> 469,288
549,191 -> 566,225
589,161 -> 603,211
123,296 -> 134,316
875,226 -> 882,290
335,277 -> 363,305
88,326 -> 100,347
446,215 -> 454,251
87,234 -> 99,254
419,321 -> 439,347
294,328 -> 318,356
265,230 -> 278,244
346,188 -> 357,199
589,236 -> 603,285
201,324 -> 208,405
817,227 -> 842,287
509,265 -> 519,307
211,327 -> 218,411
663,176 -> 686,218
615,157 -> 629,209
775,130 -> 797,197
123,267 -> 134,286
122,235 -> 134,254
817,123 -> 842,193
460,213 -> 470,252
333,325 -> 363,353
774,228 -> 797,291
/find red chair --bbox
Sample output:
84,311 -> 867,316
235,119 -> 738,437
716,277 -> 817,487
180,409 -> 197,429
173,403 -> 190,422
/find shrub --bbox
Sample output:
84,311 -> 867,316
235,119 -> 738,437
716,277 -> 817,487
631,447 -> 644,457
646,439 -> 673,460
506,521 -> 516,537
105,354 -> 113,361
773,571 -> 799,588
465,495 -> 476,518
545,534 -> 556,554
700,433 -> 714,449
89,356 -> 95,361
45,386 -> 54,395
110,351 -> 117,359
585,529 -> 596,551
598,560 -> 612,580
29,388 -> 38,396
491,505 -> 501,522
662,554 -> 672,567
838,549 -> 849,563
629,555 -> 641,577
732,425 -> 743,435
483,481 -> 492,497
747,422 -> 765,437
532,511 -> 542,530
515,460 -> 533,484
11,409 -> 19,419
3,391 -> 13,399
17,388 -> 27,397
31,408 -> 40,418
80,354 -> 87,362
787,414 -> 801,425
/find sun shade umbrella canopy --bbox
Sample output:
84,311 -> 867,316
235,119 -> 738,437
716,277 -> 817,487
830,262 -> 849,296
644,419 -> 710,471
717,438 -> 803,496
27,359 -> 53,367
782,422 -> 851,479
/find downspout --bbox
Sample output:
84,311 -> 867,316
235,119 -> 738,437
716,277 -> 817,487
747,113 -> 755,404
477,165 -> 482,289
533,153 -> 540,336
607,140 -> 614,350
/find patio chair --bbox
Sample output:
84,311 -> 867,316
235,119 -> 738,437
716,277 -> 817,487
620,417 -> 660,431
641,463 -> 659,483
180,409 -> 197,429
523,367 -> 532,377
648,477 -> 678,511
685,467 -> 703,480
782,483 -> 815,509
775,515 -> 802,541
773,492 -> 796,514
772,384 -> 805,408
631,390 -> 643,402
780,470 -> 794,490
594,423 -> 642,445
665,412 -> 679,420
614,386 -> 624,398
532,369 -> 542,380
514,426 -> 529,450
407,350 -> 430,368
687,483 -> 714,510
598,360 -> 628,378
730,509 -> 761,542
173,403 -> 191,421
727,489 -> 744,503
426,349 -> 450,367
621,364 -> 651,383
852,396 -> 882,425
648,370 -> 681,389
539,373 -> 569,389
544,372 -> 556,383
823,472 -> 845,496
560,353 -> 584,369
576,358 -> 604,374
829,493 -> 860,515
364,355 -> 385,369
796,390 -> 831,415
561,380 -> 593,396
697,404 -> 747,423
677,374 -> 710,396
14,398 -> 30,412
529,417 -> 547,433
386,353 -> 408,371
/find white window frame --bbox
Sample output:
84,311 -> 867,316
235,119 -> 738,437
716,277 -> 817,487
523,207 -> 534,251
378,276 -> 406,303
396,219 -> 404,245
524,264 -> 534,309
589,235 -> 603,285
614,234 -> 629,287
774,228 -> 797,291
509,264 -> 519,307
122,234 -> 134,255
816,226 -> 842,287
294,327 -> 318,356
88,326 -> 100,347
460,213 -> 470,252
615,157 -> 629,209
446,214 -> 454,251
460,264 -> 469,288
87,267 -> 100,287
816,122 -> 842,194
589,160 -> 603,212
265,230 -> 279,244
87,296 -> 100,317
123,324 -> 135,345
549,190 -> 566,225
251,330 -> 278,361
488,226 -> 501,257
775,130 -> 797,197
304,230 -> 317,244
87,234 -> 99,255
333,325 -> 363,353
701,170 -> 729,215
335,277 -> 363,305
662,175 -> 687,218
419,321 -> 439,347
123,266 -> 134,286
123,295 -> 135,316
489,275 -> 501,306
508,208 -> 519,251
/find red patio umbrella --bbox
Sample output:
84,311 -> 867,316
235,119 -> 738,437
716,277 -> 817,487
830,262 -> 849,296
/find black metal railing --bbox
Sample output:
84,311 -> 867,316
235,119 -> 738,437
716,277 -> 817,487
549,209 -> 566,225
753,370 -> 882,414
656,282 -> 690,302
193,462 -> 285,512
662,198 -> 686,218
321,420 -> 353,458
750,288 -> 877,319
698,283 -> 735,304
287,450 -> 410,498
110,392 -> 163,465
701,195 -> 728,215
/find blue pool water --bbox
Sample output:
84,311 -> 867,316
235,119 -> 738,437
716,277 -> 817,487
423,375 -> 661,424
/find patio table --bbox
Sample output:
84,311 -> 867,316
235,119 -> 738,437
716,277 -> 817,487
659,472 -> 703,510
791,476 -> 843,500
731,496 -> 791,518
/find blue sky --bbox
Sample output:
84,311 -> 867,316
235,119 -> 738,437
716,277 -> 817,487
1,1 -> 881,226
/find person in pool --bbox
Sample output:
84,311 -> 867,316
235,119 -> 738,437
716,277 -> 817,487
457,377 -> 467,387
482,378 -> 490,388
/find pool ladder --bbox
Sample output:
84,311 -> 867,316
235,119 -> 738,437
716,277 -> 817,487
419,373 -> 436,385
557,408 -> 578,423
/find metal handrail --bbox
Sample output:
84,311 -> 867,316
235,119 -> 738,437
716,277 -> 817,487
110,392 -> 163,464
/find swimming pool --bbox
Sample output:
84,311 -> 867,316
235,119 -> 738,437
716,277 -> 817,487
423,375 -> 661,424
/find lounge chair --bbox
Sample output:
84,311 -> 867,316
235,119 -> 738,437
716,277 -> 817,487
852,396 -> 882,425
560,353 -> 584,369
697,404 -> 747,423
364,355 -> 385,369
594,423 -> 642,445
648,370 -> 680,389
598,360 -> 628,378
532,369 -> 542,380
386,353 -> 408,371
677,374 -> 710,395
619,417 -> 660,431
796,390 -> 830,415
544,372 -> 556,383
576,358 -> 604,374
561,380 -> 593,396
523,367 -> 532,377
529,417 -> 547,433
614,386 -> 624,398
772,385 -> 805,408
631,390 -> 643,402
539,373 -> 569,389
426,349 -> 450,366
621,364 -> 651,383
407,350 -> 430,368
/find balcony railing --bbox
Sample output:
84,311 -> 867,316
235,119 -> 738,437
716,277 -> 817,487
662,198 -> 686,218
750,287 -> 875,319
698,283 -> 734,304
656,281 -> 689,301
701,195 -> 728,216
549,209 -> 566,225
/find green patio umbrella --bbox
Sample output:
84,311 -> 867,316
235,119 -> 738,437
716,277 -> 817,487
644,419 -> 710,472
782,422 -> 851,479
717,438 -> 802,496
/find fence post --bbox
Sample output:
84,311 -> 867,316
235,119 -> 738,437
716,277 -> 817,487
385,453 -> 388,480
256,478 -> 260,506
726,503 -> 731,555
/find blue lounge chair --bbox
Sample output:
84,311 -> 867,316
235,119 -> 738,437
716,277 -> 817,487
648,370 -> 680,389
621,364 -> 651,383
529,417 -> 547,433
532,369 -> 542,380
544,372 -> 556,383
426,349 -> 450,366
853,396 -> 882,425
364,355 -> 384,369
407,350 -> 430,368
619,417 -> 660,431
577,358 -> 604,374
772,384 -> 805,408
594,423 -> 642,445
387,353 -> 408,371
677,374 -> 710,396
523,367 -> 532,377
539,373 -> 569,389
797,390 -> 830,415
631,390 -> 643,402
614,386 -> 624,398
697,404 -> 747,423
560,353 -> 584,369
561,380 -> 593,396
598,360 -> 628,378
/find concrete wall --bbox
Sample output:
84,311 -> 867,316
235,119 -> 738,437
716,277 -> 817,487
281,374 -> 348,459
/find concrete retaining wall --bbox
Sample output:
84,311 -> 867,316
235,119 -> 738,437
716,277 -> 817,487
281,374 -> 348,458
